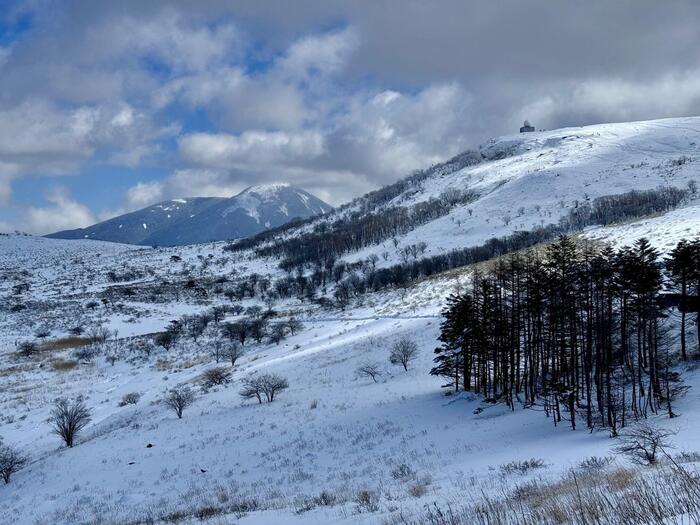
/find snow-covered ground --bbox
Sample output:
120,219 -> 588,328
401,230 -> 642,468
325,117 -> 700,269
2,116 -> 700,524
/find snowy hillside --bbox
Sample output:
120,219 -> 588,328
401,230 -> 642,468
2,116 -> 700,525
47,184 -> 332,246
227,118 -> 697,272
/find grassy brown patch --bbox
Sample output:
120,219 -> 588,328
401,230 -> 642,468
40,336 -> 92,352
51,358 -> 79,372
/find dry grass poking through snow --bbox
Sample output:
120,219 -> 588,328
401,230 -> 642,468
39,336 -> 92,352
385,456 -> 700,525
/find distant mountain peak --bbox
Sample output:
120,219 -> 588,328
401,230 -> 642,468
243,182 -> 292,194
47,184 -> 332,246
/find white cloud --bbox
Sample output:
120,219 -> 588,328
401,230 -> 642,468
0,101 -> 96,164
179,130 -> 325,168
125,181 -> 165,210
276,27 -> 359,81
327,83 -> 474,180
24,187 -> 96,234
156,82 -> 477,205
0,162 -> 21,205
519,70 -> 700,131
8,3 -> 700,225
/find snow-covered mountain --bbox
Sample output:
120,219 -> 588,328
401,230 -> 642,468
232,116 -> 700,273
47,183 -> 332,246
4,116 -> 700,525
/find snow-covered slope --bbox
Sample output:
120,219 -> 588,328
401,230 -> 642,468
46,197 -> 223,245
152,183 -> 331,246
47,184 -> 332,246
246,117 -> 700,271
3,116 -> 700,524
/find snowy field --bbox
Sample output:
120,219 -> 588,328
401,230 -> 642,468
2,116 -> 700,524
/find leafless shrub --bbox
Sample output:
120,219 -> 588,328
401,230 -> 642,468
294,490 -> 338,514
614,422 -> 675,465
201,367 -> 232,388
391,463 -> 415,481
408,480 -> 429,498
355,489 -> 379,513
119,392 -> 141,406
164,385 -> 195,419
356,362 -> 381,383
50,397 -> 92,448
0,442 -> 27,484
499,458 -> 546,476
87,324 -> 113,344
389,337 -> 418,371
578,455 -> 614,471
155,330 -> 177,351
239,373 -> 289,403
223,343 -> 244,367
72,344 -> 100,362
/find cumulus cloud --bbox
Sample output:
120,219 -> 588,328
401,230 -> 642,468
524,72 -> 700,128
24,187 -> 96,234
5,1 -> 700,227
159,82 -> 476,204
179,130 -> 325,168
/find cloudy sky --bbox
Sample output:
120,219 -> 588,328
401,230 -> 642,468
1,0 -> 700,234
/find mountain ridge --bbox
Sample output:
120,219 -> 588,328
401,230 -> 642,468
46,183 -> 332,246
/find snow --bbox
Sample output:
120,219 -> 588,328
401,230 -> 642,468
2,116 -> 700,524
583,202 -> 700,251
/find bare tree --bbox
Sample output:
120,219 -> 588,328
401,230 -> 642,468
201,367 -> 232,388
615,423 -> 676,465
154,330 -> 176,351
222,320 -> 251,346
50,398 -> 92,448
211,332 -> 224,363
267,323 -> 287,345
0,442 -> 26,484
240,375 -> 264,404
87,324 -> 113,344
260,373 -> 289,402
164,386 -> 195,419
285,318 -> 303,336
118,392 -> 141,406
240,373 -> 289,403
356,362 -> 382,383
223,343 -> 244,368
210,305 -> 227,324
389,337 -> 419,371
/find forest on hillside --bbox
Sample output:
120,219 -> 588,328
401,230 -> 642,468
432,236 -> 700,434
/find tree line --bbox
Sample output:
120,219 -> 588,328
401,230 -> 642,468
326,187 -> 690,300
431,235 -> 700,435
224,149 -> 483,256
257,189 -> 478,273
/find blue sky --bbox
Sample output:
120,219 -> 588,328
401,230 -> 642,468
2,0 -> 700,234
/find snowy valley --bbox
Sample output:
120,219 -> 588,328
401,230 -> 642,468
2,117 -> 700,525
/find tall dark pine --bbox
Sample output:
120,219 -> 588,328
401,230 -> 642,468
433,235 -> 685,433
